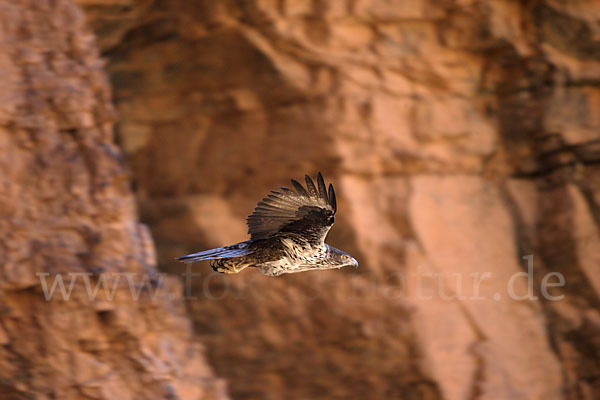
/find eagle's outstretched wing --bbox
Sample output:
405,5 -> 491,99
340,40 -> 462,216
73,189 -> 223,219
246,172 -> 337,245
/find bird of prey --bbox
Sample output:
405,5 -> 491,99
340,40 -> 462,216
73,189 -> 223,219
177,173 -> 358,276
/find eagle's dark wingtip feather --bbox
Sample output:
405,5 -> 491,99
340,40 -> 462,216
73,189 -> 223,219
328,183 -> 337,213
305,175 -> 318,196
291,179 -> 309,197
316,172 -> 328,202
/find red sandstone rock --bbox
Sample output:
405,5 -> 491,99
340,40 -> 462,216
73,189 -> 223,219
10,0 -> 597,399
0,1 -> 227,399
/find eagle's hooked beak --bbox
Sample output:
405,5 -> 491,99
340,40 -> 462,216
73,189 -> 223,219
338,257 -> 358,270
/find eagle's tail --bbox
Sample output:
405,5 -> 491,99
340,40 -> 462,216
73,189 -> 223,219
176,241 -> 252,263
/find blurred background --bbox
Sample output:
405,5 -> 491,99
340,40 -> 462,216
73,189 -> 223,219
0,0 -> 599,399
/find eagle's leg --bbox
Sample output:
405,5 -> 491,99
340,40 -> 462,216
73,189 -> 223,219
210,257 -> 250,274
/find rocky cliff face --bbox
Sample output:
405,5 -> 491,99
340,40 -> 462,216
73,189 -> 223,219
0,1 -> 227,399
71,0 -> 600,399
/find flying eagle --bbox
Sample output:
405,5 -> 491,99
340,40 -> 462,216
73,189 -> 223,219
177,173 -> 358,276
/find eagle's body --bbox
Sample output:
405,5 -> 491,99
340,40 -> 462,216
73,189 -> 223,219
177,173 -> 358,276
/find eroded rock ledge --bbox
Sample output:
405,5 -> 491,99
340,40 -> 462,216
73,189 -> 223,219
0,1 -> 227,399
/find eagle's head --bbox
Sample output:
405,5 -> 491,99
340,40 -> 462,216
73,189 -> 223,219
326,245 -> 359,270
